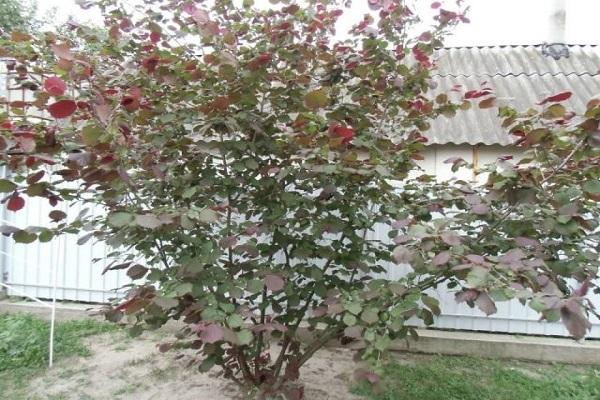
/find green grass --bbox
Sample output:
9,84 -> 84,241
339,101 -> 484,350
353,355 -> 600,400
0,312 -> 116,396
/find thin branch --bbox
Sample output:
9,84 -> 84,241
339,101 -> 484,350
541,137 -> 587,184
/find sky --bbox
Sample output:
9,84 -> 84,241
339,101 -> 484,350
37,0 -> 600,46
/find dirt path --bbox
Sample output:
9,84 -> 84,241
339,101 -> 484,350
27,331 -> 363,400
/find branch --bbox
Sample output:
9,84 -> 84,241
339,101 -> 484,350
541,137 -> 587,184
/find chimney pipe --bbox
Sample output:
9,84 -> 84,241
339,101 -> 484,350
547,0 -> 566,43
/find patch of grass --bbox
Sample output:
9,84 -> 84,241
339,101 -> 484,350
0,312 -> 116,397
353,355 -> 600,400
0,312 -> 116,371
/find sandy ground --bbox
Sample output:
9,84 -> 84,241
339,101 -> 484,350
26,330 -> 363,400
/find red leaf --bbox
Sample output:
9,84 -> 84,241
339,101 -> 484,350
7,195 -> 25,212
537,91 -> 572,105
43,77 -> 67,96
150,31 -> 161,43
264,274 -> 285,291
142,55 -> 160,74
465,89 -> 492,99
48,100 -> 77,119
332,125 -> 355,144
431,1 -> 442,8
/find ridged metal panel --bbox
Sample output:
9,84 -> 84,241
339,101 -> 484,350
3,194 -> 131,303
435,45 -> 600,77
423,44 -> 600,145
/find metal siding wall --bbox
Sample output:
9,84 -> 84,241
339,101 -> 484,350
3,194 -> 131,303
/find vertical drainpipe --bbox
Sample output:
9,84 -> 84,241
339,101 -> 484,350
546,0 -> 566,44
0,61 -> 8,299
0,166 -> 7,299
472,145 -> 479,182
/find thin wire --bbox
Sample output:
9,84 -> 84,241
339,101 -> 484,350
0,281 -> 51,308
48,236 -> 61,368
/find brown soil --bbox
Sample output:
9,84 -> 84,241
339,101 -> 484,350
27,330 -> 363,400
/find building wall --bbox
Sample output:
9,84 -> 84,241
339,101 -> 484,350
412,144 -> 600,337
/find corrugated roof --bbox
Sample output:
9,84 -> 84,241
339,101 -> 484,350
425,44 -> 600,145
435,44 -> 600,77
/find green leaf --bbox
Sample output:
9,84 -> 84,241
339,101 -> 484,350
360,308 -> 379,325
153,296 -> 179,310
135,214 -> 162,229
38,229 -> 54,243
343,313 -> 357,326
81,125 -> 104,146
127,264 -> 148,279
246,279 -> 263,293
344,302 -> 362,315
0,179 -> 17,193
583,180 -> 600,195
304,88 -> 328,109
466,267 -> 490,288
237,329 -> 253,346
529,297 -> 546,313
227,314 -> 244,329
421,295 -> 441,316
108,212 -> 134,227
197,208 -> 218,223
13,230 -> 37,244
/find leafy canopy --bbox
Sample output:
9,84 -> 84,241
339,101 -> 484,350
0,0 -> 599,398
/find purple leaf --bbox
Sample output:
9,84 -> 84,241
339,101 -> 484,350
515,236 -> 539,248
394,234 -> 411,244
465,254 -> 485,264
441,231 -> 461,246
471,203 -> 489,215
219,235 -> 238,249
498,248 -> 525,264
264,274 -> 285,291
432,251 -> 450,266
475,292 -> 497,316
354,368 -> 380,384
560,300 -> 591,339
393,245 -> 413,264
344,326 -> 363,338
199,323 -> 224,344
464,194 -> 481,205
455,289 -> 479,303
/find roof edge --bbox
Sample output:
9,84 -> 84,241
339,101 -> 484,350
438,43 -> 599,50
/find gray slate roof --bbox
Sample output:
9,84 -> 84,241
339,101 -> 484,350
426,44 -> 600,145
